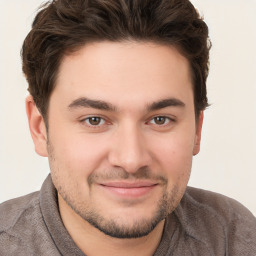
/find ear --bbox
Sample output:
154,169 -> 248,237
26,95 -> 48,157
193,111 -> 204,156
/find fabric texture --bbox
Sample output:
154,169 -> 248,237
0,174 -> 255,255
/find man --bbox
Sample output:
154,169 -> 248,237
0,0 -> 255,255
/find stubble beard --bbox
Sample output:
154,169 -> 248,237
56,173 -> 180,239
48,141 -> 183,239
81,187 -> 177,239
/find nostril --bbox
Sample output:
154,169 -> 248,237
108,147 -> 152,174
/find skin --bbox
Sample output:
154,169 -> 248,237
26,41 -> 203,256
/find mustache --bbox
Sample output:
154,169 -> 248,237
88,166 -> 168,185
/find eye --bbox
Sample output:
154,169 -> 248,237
153,116 -> 167,125
84,116 -> 106,126
149,116 -> 171,126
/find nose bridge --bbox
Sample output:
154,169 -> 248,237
108,121 -> 151,173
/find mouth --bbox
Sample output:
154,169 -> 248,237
98,181 -> 159,198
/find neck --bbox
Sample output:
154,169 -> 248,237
58,194 -> 165,256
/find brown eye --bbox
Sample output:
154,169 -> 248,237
85,117 -> 104,126
153,116 -> 168,125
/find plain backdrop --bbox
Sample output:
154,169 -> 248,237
0,0 -> 256,215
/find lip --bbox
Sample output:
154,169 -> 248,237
98,181 -> 158,198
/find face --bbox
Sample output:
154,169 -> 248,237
32,41 -> 203,238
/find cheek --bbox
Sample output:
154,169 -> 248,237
48,130 -> 109,177
150,131 -> 195,177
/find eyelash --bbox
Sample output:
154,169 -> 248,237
147,116 -> 174,126
81,116 -> 108,128
80,115 -> 175,129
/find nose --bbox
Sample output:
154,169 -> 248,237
108,123 -> 152,173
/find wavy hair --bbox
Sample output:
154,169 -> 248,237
22,0 -> 211,120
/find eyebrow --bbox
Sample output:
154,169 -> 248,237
68,97 -> 185,112
147,98 -> 185,111
68,97 -> 116,111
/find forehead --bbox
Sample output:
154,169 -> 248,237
52,41 -> 193,110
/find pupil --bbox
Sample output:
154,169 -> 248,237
90,117 -> 100,125
155,117 -> 165,125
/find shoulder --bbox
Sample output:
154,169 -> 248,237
0,183 -> 61,255
183,186 -> 255,224
0,191 -> 40,232
0,192 -> 41,255
175,186 -> 256,255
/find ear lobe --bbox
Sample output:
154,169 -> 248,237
26,95 -> 48,157
193,111 -> 204,156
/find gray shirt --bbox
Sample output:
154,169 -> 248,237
0,175 -> 255,255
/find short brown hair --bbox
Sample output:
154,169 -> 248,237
22,0 -> 210,120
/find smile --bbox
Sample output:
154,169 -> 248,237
98,181 -> 158,198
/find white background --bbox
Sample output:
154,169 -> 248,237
0,0 -> 255,215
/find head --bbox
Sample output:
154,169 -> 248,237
24,0 -> 210,239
